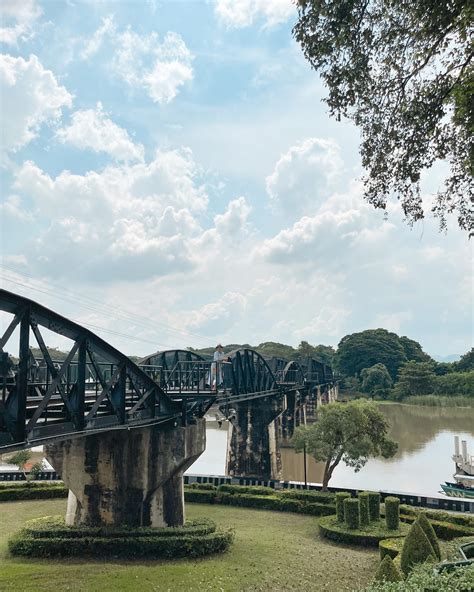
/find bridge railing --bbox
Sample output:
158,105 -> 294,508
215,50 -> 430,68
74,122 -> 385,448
142,360 -> 232,395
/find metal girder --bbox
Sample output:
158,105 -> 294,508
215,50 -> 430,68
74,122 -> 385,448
0,289 -> 182,452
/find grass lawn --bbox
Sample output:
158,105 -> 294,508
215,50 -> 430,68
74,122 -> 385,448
0,499 -> 378,592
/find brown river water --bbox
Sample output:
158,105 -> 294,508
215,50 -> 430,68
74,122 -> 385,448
189,403 -> 474,497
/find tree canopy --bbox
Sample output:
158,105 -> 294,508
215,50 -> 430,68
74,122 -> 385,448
360,363 -> 393,398
294,0 -> 473,233
336,329 -> 430,379
292,400 -> 397,490
394,361 -> 437,397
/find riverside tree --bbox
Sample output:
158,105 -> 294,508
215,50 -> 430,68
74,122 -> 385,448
294,0 -> 473,233
360,363 -> 393,399
292,400 -> 397,490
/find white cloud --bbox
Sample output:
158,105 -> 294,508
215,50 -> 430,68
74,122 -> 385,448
57,102 -> 144,162
215,0 -> 295,29
0,53 -> 72,152
0,195 -> 32,220
83,19 -> 193,104
80,15 -> 115,59
266,137 -> 344,219
0,0 -> 42,45
186,292 -> 247,334
10,149 -> 246,281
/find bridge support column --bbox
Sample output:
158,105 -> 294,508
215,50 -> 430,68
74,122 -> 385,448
226,397 -> 284,480
45,419 -> 205,528
278,391 -> 306,441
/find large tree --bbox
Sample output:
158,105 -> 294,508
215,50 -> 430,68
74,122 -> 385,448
293,400 -> 397,490
336,329 -> 408,379
294,0 -> 473,233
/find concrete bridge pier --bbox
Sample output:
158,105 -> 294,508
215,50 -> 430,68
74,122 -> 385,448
278,390 -> 306,441
45,419 -> 205,528
226,397 -> 285,480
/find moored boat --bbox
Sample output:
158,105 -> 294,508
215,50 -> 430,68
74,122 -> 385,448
440,437 -> 474,499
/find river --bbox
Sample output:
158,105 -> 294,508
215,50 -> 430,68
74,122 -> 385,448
189,403 -> 474,497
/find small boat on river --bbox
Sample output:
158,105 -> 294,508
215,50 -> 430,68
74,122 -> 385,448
440,436 -> 474,499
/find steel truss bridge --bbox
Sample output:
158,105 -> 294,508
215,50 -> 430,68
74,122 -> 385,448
0,289 -> 337,453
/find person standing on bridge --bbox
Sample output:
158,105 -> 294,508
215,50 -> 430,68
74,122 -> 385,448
211,344 -> 226,390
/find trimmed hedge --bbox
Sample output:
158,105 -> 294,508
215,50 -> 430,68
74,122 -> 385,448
336,492 -> 351,522
344,498 -> 360,530
21,516 -> 216,539
359,492 -> 370,527
385,497 -> 400,530
417,513 -> 441,560
184,488 -> 336,517
319,516 -> 409,548
0,484 -> 67,502
217,484 -> 274,496
400,521 -> 435,575
186,482 -> 217,491
399,505 -> 474,528
374,555 -> 403,583
368,492 -> 381,522
392,510 -> 474,540
9,515 -> 234,559
279,489 -> 335,505
379,537 -> 405,561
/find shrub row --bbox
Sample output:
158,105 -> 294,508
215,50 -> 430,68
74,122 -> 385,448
318,516 -> 408,548
0,485 -> 67,502
21,516 -> 216,539
399,505 -> 474,528
278,489 -> 335,505
184,488 -> 335,516
396,513 -> 474,540
186,482 -> 217,491
217,484 -> 275,496
9,530 -> 234,559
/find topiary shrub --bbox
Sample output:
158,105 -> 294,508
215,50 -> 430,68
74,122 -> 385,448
374,555 -> 403,583
335,492 -> 351,522
9,516 -> 234,559
344,498 -> 360,530
417,513 -> 441,560
400,520 -> 435,575
359,492 -> 370,527
385,497 -> 400,530
367,492 -> 381,522
187,482 -> 217,490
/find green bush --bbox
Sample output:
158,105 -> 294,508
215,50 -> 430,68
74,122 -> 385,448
344,498 -> 360,530
399,505 -> 474,528
217,484 -> 274,496
360,562 -> 474,591
368,492 -> 381,521
400,520 -> 435,575
186,482 -> 217,490
319,516 -> 408,548
379,537 -> 404,561
374,555 -> 403,583
384,497 -> 400,530
279,489 -> 335,505
9,515 -> 233,559
184,488 -> 336,517
184,489 -> 222,504
335,492 -> 351,522
9,530 -> 234,559
417,513 -> 441,560
359,492 -> 370,527
0,484 -> 67,502
21,516 -> 216,539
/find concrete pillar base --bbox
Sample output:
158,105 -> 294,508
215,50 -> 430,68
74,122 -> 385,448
226,397 -> 284,480
45,419 -> 205,528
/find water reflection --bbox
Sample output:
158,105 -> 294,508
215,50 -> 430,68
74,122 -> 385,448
190,404 -> 474,496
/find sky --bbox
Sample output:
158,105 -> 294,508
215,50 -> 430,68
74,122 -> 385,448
0,0 -> 472,360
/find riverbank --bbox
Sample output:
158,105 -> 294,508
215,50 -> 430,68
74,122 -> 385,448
402,395 -> 474,408
0,498 -> 378,591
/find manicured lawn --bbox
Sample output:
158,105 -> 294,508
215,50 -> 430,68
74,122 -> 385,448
0,499 -> 378,591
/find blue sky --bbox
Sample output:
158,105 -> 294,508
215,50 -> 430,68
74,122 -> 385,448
0,0 -> 472,359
